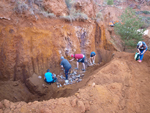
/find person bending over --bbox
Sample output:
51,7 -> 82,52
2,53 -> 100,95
89,51 -> 96,65
70,54 -> 86,71
60,56 -> 71,80
137,41 -> 148,63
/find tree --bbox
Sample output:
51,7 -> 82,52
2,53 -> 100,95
114,7 -> 145,51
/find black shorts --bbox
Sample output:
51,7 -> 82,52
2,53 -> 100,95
44,78 -> 57,84
77,56 -> 85,63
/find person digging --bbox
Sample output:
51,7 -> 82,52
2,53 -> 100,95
137,41 -> 148,63
44,69 -> 58,84
60,56 -> 71,80
89,51 -> 96,66
70,54 -> 86,71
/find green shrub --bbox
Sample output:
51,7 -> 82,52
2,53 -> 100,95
139,15 -> 150,28
136,11 -> 150,15
136,10 -> 150,28
63,1 -> 88,22
141,11 -> 150,14
96,12 -> 103,20
65,0 -> 72,10
75,12 -> 89,20
14,1 -> 29,14
60,8 -> 88,22
34,0 -> 43,7
60,15 -> 72,21
114,8 -> 145,51
40,11 -> 56,18
107,0 -> 113,5
60,12 -> 88,22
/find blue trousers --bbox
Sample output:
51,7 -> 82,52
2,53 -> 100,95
139,50 -> 146,60
65,66 -> 71,80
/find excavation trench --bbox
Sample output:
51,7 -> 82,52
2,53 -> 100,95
0,20 -> 117,103
0,49 -> 113,103
0,21 -> 115,103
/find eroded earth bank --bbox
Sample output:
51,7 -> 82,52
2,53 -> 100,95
0,0 -> 150,113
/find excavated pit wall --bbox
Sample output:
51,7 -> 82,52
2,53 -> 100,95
0,16 -> 116,102
0,17 -> 115,82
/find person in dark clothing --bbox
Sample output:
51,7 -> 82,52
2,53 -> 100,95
137,41 -> 148,62
60,56 -> 71,80
44,69 -> 57,84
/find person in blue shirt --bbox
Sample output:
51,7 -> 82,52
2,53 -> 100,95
137,41 -> 148,62
60,56 -> 71,80
44,69 -> 57,84
89,51 -> 96,65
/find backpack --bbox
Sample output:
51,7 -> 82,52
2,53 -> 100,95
134,52 -> 140,60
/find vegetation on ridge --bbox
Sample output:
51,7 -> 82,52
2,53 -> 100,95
115,7 -> 145,51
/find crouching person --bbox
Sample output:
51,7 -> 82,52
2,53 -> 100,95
44,69 -> 58,84
89,51 -> 96,65
137,41 -> 148,62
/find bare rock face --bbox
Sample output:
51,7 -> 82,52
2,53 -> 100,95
43,0 -> 68,16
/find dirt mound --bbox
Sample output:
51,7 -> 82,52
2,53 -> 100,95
0,51 -> 150,113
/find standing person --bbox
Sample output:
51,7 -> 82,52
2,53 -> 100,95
70,54 -> 86,71
89,51 -> 96,65
60,56 -> 71,80
137,41 -> 148,62
44,69 -> 57,84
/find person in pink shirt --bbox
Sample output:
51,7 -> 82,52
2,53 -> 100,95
70,54 -> 86,71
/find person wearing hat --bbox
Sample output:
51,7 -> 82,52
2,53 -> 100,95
70,54 -> 86,71
60,56 -> 71,80
89,51 -> 96,65
44,69 -> 57,84
137,41 -> 148,62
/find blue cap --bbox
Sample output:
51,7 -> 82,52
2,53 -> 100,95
61,56 -> 64,60
47,69 -> 50,72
